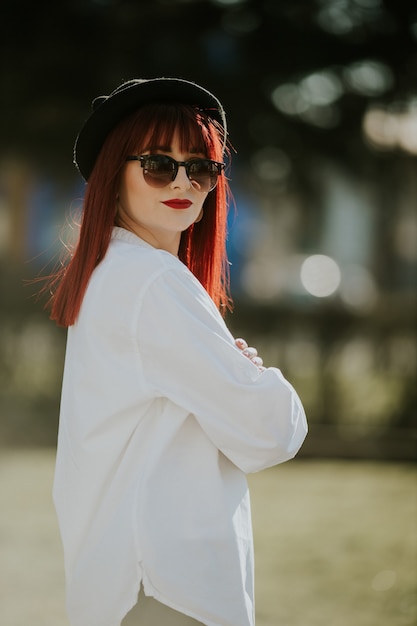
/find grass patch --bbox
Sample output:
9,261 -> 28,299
249,460 -> 417,626
0,451 -> 415,625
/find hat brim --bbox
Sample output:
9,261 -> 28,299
74,77 -> 227,181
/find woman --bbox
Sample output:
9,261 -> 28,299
49,77 -> 307,626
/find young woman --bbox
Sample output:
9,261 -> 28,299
49,77 -> 307,626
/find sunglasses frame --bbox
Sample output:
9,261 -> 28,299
126,154 -> 225,192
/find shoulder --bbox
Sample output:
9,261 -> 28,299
82,228 -> 206,322
106,227 -> 179,280
88,227 -> 192,300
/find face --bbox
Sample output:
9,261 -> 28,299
116,132 -> 209,256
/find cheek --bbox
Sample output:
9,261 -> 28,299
198,193 -> 209,210
117,179 -> 127,206
118,169 -> 142,209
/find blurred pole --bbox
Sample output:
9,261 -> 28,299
3,159 -> 32,264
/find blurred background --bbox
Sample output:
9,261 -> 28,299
1,0 -> 416,455
0,0 -> 416,624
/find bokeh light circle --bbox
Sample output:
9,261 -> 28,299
301,254 -> 341,297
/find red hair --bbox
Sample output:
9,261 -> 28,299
46,103 -> 232,327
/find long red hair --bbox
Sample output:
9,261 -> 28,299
46,103 -> 232,327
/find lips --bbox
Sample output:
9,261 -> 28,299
162,199 -> 192,209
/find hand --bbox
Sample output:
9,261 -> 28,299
235,338 -> 266,371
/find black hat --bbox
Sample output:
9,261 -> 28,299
73,77 -> 227,181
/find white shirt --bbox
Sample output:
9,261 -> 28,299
53,227 -> 307,626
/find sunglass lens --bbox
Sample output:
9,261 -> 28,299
142,156 -> 175,187
188,160 -> 218,192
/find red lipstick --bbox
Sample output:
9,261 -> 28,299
162,199 -> 192,209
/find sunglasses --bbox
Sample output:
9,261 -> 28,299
125,154 -> 225,192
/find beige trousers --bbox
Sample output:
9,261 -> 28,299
121,589 -> 204,626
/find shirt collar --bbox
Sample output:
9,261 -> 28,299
111,226 -> 154,249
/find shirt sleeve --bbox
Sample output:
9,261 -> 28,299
135,265 -> 307,473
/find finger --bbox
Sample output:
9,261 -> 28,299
251,356 -> 263,367
242,347 -> 258,358
235,338 -> 248,350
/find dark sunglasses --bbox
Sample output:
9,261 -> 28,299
125,154 -> 225,192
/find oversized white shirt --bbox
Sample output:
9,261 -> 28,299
53,226 -> 307,626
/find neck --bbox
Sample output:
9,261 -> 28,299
115,215 -> 181,257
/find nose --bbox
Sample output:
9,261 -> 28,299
170,164 -> 191,189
